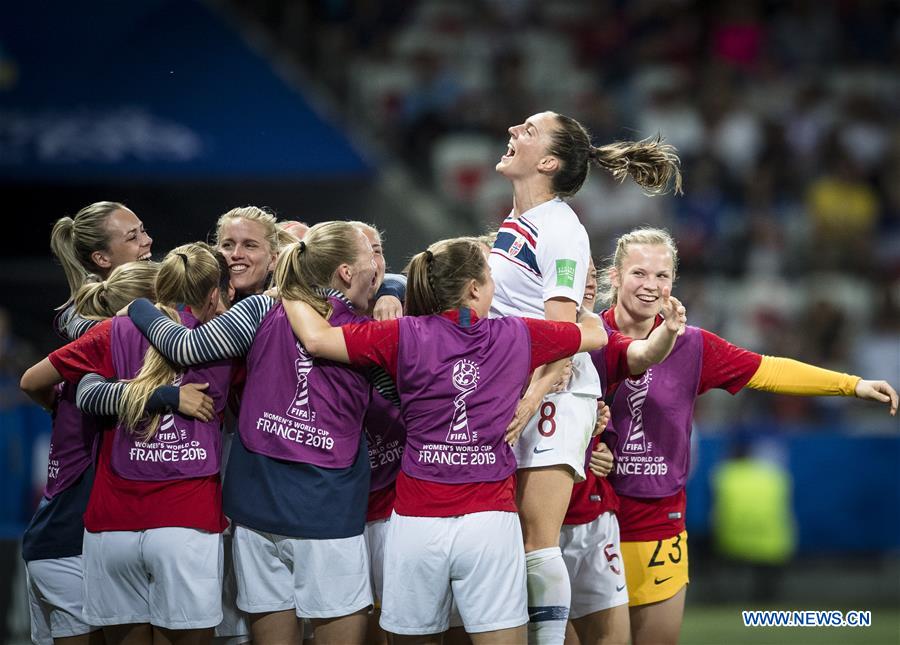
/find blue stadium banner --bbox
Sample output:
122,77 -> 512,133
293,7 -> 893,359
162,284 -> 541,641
0,0 -> 372,180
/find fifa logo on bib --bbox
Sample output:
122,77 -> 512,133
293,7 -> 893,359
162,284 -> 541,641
157,373 -> 188,445
447,359 -> 479,444
621,370 -> 652,455
288,342 -> 316,421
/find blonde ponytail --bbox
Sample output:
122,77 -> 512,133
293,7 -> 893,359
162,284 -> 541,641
50,201 -> 128,306
73,261 -> 160,320
275,221 -> 366,318
118,243 -> 222,441
592,135 -> 683,196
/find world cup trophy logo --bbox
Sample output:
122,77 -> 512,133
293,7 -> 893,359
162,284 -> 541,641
446,359 -> 479,444
157,373 -> 187,444
620,370 -> 652,455
287,343 -> 315,421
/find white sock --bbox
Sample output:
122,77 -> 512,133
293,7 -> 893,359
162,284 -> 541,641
525,546 -> 571,644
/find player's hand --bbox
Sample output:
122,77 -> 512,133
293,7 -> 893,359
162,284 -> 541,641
505,394 -> 540,446
593,401 -> 611,436
590,443 -> 614,477
659,286 -> 686,336
855,379 -> 898,416
373,295 -> 403,321
263,286 -> 279,299
178,383 -> 215,422
551,360 -> 573,393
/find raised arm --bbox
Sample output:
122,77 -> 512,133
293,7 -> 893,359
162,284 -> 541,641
373,273 -> 407,321
624,288 -> 686,375
126,294 -> 274,366
281,299 -> 351,363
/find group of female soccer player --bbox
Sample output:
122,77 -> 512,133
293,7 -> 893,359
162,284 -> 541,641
19,110 -> 898,645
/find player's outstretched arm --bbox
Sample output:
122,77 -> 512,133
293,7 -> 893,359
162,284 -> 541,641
625,286 -> 686,375
746,357 -> 897,416
282,299 -> 350,363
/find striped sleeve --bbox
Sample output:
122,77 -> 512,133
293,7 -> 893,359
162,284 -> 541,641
76,373 -> 180,415
76,373 -> 124,415
368,366 -> 400,408
65,313 -> 101,340
128,295 -> 274,366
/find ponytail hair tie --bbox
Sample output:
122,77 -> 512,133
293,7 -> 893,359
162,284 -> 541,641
588,146 -> 598,160
424,250 -> 434,263
175,252 -> 189,268
298,240 -> 307,254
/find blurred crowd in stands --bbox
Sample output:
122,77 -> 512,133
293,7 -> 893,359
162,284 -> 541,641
229,0 -> 900,430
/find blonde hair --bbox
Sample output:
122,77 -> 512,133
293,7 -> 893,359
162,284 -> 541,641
214,206 -> 282,254
597,228 -> 679,307
73,261 -> 160,320
347,221 -> 382,244
549,114 -> 682,198
476,231 -> 497,252
50,201 -> 129,305
119,243 -> 222,441
274,221 -> 366,317
405,237 -> 487,316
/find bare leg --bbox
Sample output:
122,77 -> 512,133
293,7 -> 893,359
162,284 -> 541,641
367,608 -> 389,645
103,624 -> 153,645
517,466 -> 574,552
249,609 -> 302,644
570,604 -> 629,645
443,626 -> 471,645
469,625 -> 526,644
517,466 -> 576,643
56,630 -> 107,645
392,633 -> 443,645
153,627 -> 214,645
310,608 -> 368,645
629,586 -> 686,645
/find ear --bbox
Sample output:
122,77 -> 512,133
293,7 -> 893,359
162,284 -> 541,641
336,263 -> 353,287
537,155 -> 560,175
609,267 -> 621,289
267,252 -> 277,272
90,250 -> 112,271
467,278 -> 481,302
209,286 -> 220,309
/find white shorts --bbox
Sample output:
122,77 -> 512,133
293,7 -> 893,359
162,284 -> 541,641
26,556 -> 98,644
82,528 -> 224,629
514,392 -> 596,482
560,513 -> 628,618
364,518 -> 389,603
380,511 -> 527,635
232,524 -> 372,619
215,530 -> 250,640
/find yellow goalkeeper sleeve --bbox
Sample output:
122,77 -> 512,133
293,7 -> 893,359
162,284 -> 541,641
746,356 -> 860,397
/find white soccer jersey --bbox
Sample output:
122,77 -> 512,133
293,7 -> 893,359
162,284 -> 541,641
489,198 -> 601,397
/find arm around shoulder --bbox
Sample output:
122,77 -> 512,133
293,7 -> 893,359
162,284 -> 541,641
281,299 -> 350,363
